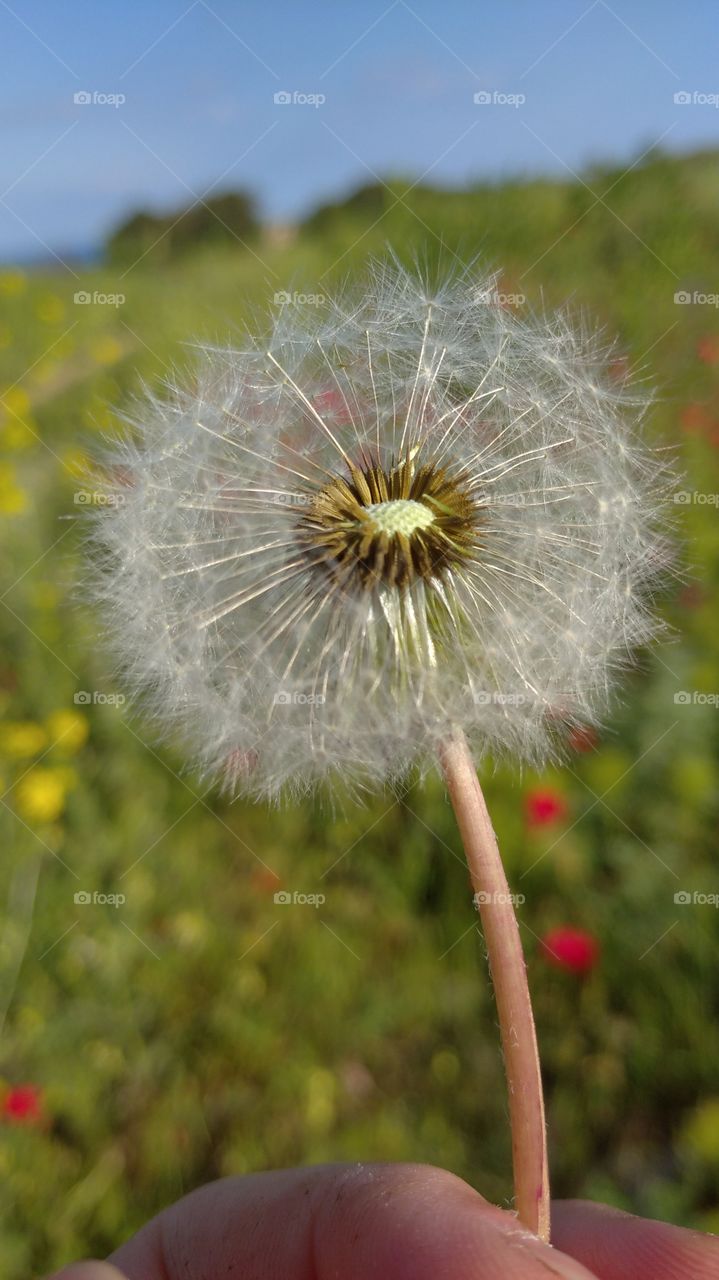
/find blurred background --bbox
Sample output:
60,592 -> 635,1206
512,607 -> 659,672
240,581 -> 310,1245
1,1 -> 718,1272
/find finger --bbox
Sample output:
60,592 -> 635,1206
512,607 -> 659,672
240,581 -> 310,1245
108,1162 -> 598,1280
552,1199 -> 719,1280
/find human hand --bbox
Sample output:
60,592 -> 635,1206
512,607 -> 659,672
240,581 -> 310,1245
46,1162 -> 719,1280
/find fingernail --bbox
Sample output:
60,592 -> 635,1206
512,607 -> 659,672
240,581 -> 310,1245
504,1227 -> 599,1279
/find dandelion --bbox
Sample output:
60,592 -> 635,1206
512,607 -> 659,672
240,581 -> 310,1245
87,258 -> 672,1239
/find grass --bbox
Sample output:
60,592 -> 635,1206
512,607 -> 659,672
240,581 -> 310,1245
1,146 -> 719,1275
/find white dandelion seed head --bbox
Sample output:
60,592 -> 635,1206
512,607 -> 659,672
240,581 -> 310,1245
87,259 -> 674,800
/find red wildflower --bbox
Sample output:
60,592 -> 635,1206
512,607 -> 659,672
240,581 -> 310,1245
313,388 -> 353,425
224,747 -> 258,787
250,867 -> 282,895
697,336 -> 719,366
567,724 -> 598,753
608,356 -> 630,383
524,787 -> 568,827
541,926 -> 599,975
678,584 -> 706,610
679,404 -> 712,434
3,1084 -> 43,1124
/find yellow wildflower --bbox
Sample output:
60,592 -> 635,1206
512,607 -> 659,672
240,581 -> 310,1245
0,387 -> 31,419
35,294 -> 65,325
0,270 -> 26,296
15,767 -> 69,823
0,463 -> 27,515
1,417 -> 38,451
45,709 -> 89,754
89,335 -> 124,366
682,1098 -> 719,1164
30,582 -> 59,610
0,721 -> 48,758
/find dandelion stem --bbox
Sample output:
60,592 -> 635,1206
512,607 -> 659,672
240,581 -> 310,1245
438,728 -> 550,1242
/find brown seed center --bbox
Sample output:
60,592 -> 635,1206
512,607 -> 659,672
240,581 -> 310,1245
295,454 -> 481,590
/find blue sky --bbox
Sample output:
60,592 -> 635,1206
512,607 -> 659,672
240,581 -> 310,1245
0,0 -> 717,260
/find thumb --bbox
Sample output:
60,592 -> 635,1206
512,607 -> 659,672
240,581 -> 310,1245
45,1267 -> 125,1280
101,1161 -> 596,1279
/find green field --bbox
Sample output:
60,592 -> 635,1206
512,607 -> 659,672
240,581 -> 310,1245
1,147 -> 719,1275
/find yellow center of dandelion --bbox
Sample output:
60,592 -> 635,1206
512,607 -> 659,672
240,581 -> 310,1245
364,498 -> 436,538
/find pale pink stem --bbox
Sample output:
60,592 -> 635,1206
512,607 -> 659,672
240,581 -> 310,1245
438,728 -> 550,1242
